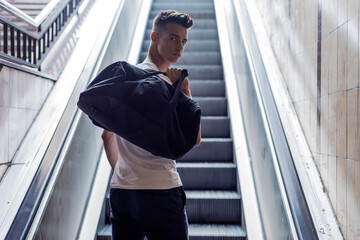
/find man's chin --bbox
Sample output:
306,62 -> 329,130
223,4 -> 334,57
170,57 -> 180,64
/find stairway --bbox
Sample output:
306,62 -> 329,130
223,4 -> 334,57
0,0 -> 49,55
0,0 -> 50,31
97,0 -> 246,239
0,0 -> 91,77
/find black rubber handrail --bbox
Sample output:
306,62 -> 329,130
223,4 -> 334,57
236,0 -> 318,239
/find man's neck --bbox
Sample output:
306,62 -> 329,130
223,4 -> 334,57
146,45 -> 170,72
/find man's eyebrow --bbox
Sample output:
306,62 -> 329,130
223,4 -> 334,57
168,33 -> 187,41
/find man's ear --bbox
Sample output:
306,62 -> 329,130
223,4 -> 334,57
151,32 -> 157,44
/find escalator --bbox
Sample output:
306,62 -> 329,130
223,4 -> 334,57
97,0 -> 246,239
0,0 -> 341,239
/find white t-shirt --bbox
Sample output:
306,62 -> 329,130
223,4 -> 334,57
110,61 -> 182,190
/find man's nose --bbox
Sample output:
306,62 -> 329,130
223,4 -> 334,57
176,40 -> 184,50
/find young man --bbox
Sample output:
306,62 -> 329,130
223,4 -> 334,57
101,10 -> 201,240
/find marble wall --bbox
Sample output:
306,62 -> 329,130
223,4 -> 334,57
0,65 -> 53,180
253,0 -> 359,238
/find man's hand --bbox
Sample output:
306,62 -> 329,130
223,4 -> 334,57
166,68 -> 200,147
166,68 -> 191,97
166,67 -> 181,83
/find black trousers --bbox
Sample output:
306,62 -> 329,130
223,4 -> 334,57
110,186 -> 189,240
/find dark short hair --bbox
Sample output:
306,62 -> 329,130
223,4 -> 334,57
153,10 -> 194,32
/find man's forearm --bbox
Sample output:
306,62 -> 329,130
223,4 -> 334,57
102,130 -> 119,170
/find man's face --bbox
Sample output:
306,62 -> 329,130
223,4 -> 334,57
154,23 -> 188,64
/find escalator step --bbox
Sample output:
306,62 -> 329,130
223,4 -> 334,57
193,97 -> 228,116
180,138 -> 233,162
201,116 -> 230,138
186,190 -> 241,223
178,162 -> 236,190
97,224 -> 246,240
154,0 -> 213,2
190,80 -> 225,97
152,2 -> 214,11
173,65 -> 223,80
189,224 -> 247,240
97,224 -> 111,240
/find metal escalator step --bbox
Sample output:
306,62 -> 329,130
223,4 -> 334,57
181,138 -> 233,162
178,52 -> 222,65
149,10 -> 215,19
173,65 -> 223,79
186,190 -> 241,223
190,80 -> 225,97
193,97 -> 227,116
152,2 -> 214,11
96,224 -> 246,240
201,116 -> 230,138
177,162 -> 236,190
142,39 -> 220,52
154,0 -> 212,2
97,224 -> 111,240
147,19 -> 217,29
189,224 -> 246,240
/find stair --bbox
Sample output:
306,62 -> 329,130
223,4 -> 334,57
96,0 -> 246,239
0,0 -> 50,31
1,0 -> 92,77
0,0 -> 49,62
0,0 -> 46,50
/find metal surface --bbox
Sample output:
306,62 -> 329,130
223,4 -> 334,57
223,0 -> 318,239
214,0 -> 264,239
77,151 -> 112,240
224,0 -> 294,237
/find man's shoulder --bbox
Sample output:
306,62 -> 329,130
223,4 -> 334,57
136,61 -> 173,85
137,62 -> 158,71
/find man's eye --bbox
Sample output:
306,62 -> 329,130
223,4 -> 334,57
182,41 -> 187,45
169,37 -> 176,40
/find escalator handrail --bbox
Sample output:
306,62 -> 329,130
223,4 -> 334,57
214,1 -> 265,239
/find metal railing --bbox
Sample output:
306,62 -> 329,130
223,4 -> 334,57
0,0 -> 83,68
